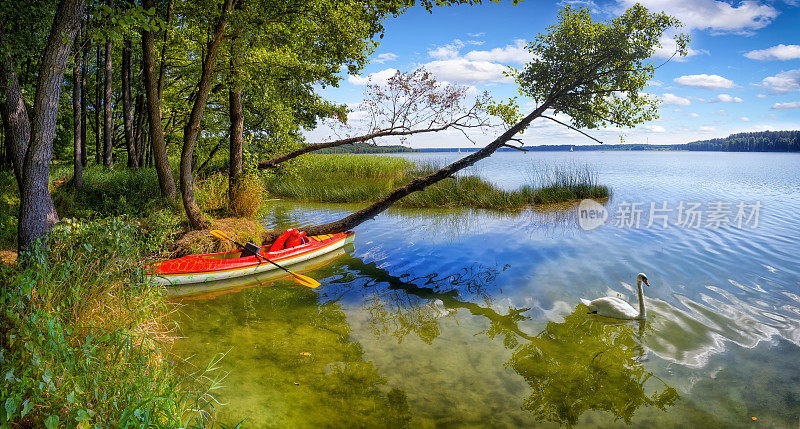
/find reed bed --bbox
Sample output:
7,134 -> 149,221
264,154 -> 610,210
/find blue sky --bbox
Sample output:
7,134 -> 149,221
313,0 -> 800,147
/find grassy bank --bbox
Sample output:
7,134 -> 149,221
0,217 -> 226,427
264,154 -> 610,210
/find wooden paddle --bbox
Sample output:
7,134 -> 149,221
209,229 -> 321,288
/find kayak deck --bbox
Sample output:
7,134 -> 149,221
150,231 -> 354,286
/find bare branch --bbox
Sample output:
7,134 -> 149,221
541,115 -> 605,145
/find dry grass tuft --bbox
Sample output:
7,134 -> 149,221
229,177 -> 264,218
171,217 -> 266,257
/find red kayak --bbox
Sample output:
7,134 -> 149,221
150,231 -> 354,286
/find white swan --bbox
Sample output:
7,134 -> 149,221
581,273 -> 650,320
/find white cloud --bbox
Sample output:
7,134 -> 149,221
423,59 -> 512,84
617,0 -> 779,35
772,101 -> 800,110
716,94 -> 743,103
643,124 -> 667,132
463,39 -> 531,64
374,53 -> 398,64
652,35 -> 708,61
428,40 -> 465,60
740,117 -> 751,121
757,69 -> 800,93
690,112 -> 700,117
467,32 -> 485,38
674,74 -> 735,89
699,125 -> 716,131
661,93 -> 691,106
347,68 -> 398,86
744,44 -> 800,60
757,93 -> 767,98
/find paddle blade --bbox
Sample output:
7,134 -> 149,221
290,272 -> 321,288
209,229 -> 230,241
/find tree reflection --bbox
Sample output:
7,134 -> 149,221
332,256 -> 679,426
510,309 -> 679,427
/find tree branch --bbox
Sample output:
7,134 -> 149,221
541,115 -> 604,145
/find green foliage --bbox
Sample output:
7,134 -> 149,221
0,171 -> 18,248
53,165 -> 176,218
0,217 -> 225,427
485,97 -> 524,131
515,4 -> 688,130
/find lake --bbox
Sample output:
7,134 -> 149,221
173,151 -> 800,427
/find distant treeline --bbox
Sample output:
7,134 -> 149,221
683,130 -> 800,152
316,130 -> 800,153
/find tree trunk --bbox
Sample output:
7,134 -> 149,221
263,103 -> 553,243
141,0 -> 177,198
17,0 -> 85,251
133,93 -> 146,167
95,46 -> 102,164
73,32 -> 83,189
80,29 -> 88,167
103,23 -> 113,169
180,0 -> 234,230
122,36 -> 137,169
0,32 -> 31,191
228,41 -> 243,192
157,0 -> 172,100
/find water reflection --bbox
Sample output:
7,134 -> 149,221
328,256 -> 680,426
511,310 -> 678,427
173,278 -> 411,427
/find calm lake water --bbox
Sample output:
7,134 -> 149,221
173,151 -> 800,428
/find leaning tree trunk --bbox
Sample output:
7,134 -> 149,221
180,0 -> 234,230
17,0 -> 85,251
102,25 -> 113,168
141,0 -> 177,198
263,102 -> 553,243
228,40 -> 243,193
72,32 -> 83,189
122,36 -> 137,169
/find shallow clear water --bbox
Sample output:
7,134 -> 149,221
173,151 -> 800,428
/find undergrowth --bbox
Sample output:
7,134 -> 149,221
0,217 -> 227,427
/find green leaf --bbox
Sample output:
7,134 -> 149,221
44,415 -> 60,429
4,397 -> 17,419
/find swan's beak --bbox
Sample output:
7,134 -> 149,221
644,279 -> 650,286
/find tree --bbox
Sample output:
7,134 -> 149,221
257,69 -> 494,170
140,0 -> 177,198
0,0 -> 86,251
263,4 -> 688,242
72,27 -> 84,189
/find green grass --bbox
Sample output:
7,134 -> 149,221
0,217 -> 226,427
264,154 -> 610,210
523,164 -> 610,205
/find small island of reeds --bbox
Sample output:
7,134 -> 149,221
261,154 -> 610,210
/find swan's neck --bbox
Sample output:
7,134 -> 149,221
636,278 -> 646,318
